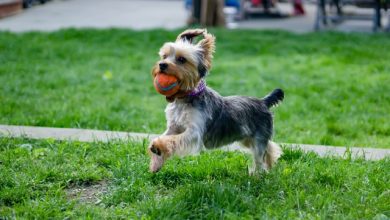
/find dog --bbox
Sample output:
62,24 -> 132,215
148,29 -> 284,174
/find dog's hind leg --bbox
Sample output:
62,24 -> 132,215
249,134 -> 283,174
250,137 -> 269,174
264,141 -> 282,170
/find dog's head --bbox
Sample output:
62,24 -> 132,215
151,29 -> 215,96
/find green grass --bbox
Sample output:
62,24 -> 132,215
1,29 -> 390,148
0,137 -> 389,219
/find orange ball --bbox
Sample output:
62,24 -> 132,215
153,73 -> 180,96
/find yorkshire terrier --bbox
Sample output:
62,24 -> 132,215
148,29 -> 284,174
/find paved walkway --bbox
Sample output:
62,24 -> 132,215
0,0 -> 187,32
0,0 -> 388,33
1,125 -> 388,160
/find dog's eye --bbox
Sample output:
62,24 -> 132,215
162,54 -> 167,59
177,56 -> 186,64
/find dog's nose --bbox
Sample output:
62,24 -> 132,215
159,62 -> 168,71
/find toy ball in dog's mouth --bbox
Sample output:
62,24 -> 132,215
153,73 -> 180,97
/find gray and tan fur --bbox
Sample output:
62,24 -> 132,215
149,29 -> 284,174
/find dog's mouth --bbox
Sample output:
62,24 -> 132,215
152,73 -> 194,103
165,88 -> 192,103
166,96 -> 175,102
162,80 -> 189,103
165,80 -> 180,103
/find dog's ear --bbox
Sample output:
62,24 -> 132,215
196,30 -> 215,71
176,29 -> 205,43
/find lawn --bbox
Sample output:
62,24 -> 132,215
0,29 -> 390,148
0,137 -> 389,219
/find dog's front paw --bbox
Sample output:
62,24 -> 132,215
148,139 -> 162,156
150,137 -> 175,155
148,140 -> 163,173
148,137 -> 175,173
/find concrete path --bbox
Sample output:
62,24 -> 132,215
0,0 -> 388,33
1,125 -> 388,160
0,0 -> 187,32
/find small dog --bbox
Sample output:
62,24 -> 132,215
148,29 -> 284,174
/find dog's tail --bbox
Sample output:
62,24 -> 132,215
263,88 -> 284,108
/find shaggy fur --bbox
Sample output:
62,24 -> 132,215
148,29 -> 284,174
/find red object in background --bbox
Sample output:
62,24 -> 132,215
293,0 -> 305,15
252,0 -> 261,6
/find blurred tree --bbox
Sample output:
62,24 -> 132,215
201,0 -> 226,27
188,0 -> 226,27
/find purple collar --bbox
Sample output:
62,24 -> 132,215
188,80 -> 206,97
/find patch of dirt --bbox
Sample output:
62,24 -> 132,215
65,181 -> 109,204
